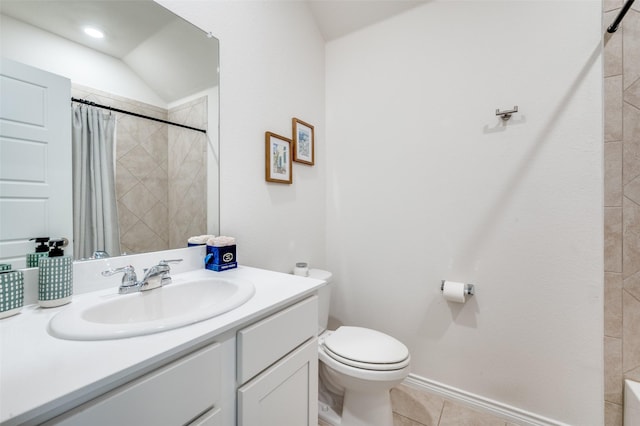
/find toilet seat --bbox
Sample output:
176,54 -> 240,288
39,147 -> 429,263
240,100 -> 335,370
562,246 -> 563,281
321,326 -> 410,371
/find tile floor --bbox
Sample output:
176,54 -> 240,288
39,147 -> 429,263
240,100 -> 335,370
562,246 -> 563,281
318,384 -> 521,426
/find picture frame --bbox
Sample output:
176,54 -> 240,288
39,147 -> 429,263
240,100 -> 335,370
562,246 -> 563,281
265,132 -> 293,184
292,118 -> 314,165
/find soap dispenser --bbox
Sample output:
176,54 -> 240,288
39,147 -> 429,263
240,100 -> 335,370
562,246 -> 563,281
26,237 -> 50,268
38,238 -> 72,308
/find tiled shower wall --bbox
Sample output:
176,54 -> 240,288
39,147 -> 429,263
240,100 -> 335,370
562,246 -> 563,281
167,98 -> 208,249
72,85 -> 207,255
603,1 -> 640,425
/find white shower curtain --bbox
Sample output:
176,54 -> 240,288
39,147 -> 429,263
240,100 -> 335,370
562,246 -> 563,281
72,105 -> 121,259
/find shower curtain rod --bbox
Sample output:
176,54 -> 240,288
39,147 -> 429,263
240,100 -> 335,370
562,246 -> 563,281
71,97 -> 207,134
607,0 -> 636,33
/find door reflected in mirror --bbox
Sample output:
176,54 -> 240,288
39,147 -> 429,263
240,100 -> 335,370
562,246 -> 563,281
0,0 -> 219,266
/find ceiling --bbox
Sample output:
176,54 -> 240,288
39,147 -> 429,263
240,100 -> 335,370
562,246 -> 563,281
0,0 -> 425,102
0,0 -> 218,104
307,0 -> 428,41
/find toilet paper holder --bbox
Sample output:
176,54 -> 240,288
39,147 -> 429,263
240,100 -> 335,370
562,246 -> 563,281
440,280 -> 475,296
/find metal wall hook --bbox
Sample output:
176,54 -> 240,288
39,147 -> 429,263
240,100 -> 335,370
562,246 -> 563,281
496,106 -> 518,121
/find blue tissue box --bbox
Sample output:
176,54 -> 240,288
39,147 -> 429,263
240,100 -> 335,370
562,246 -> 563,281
205,245 -> 237,272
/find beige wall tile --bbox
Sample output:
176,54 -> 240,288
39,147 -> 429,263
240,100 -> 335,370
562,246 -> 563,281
625,176 -> 640,206
605,76 -> 623,141
73,85 -> 179,256
116,201 -> 138,235
605,401 -> 624,426
118,144 -> 156,180
141,165 -> 169,206
605,336 -> 623,404
605,273 -> 623,337
114,118 -> 138,160
140,124 -> 169,166
605,207 -> 623,272
120,220 -> 167,254
142,202 -> 169,243
623,198 -> 640,278
390,384 -> 444,426
604,1 -> 640,418
624,104 -> 640,185
625,78 -> 640,108
120,182 -> 159,220
115,164 -> 138,198
623,10 -> 640,90
604,10 -> 623,77
167,99 -> 208,248
627,365 -> 640,382
623,291 -> 640,372
605,142 -> 623,206
625,270 -> 640,301
604,0 -> 623,12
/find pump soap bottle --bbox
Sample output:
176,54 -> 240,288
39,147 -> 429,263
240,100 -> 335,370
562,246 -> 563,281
38,238 -> 72,308
27,237 -> 50,268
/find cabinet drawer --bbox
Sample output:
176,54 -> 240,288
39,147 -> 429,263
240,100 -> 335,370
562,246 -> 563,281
237,295 -> 317,384
45,343 -> 221,426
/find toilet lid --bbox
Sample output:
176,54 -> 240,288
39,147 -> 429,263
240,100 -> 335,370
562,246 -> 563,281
323,326 -> 409,369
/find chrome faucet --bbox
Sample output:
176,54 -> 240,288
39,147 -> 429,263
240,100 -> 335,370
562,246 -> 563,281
102,259 -> 183,294
139,259 -> 182,291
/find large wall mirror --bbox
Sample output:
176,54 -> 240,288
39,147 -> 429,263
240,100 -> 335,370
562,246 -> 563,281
0,0 -> 219,267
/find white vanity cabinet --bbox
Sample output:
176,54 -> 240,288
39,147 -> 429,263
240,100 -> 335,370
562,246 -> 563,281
236,296 -> 319,426
0,264 -> 326,426
38,296 -> 319,426
43,343 -> 223,426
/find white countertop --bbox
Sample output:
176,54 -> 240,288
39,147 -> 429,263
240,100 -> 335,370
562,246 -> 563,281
0,265 -> 324,426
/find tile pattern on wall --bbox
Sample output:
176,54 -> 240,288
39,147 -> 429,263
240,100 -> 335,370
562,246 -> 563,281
167,97 -> 208,248
72,86 -> 208,255
72,85 -> 170,255
603,1 -> 640,425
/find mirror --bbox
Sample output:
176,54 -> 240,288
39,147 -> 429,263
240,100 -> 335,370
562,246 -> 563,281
0,0 -> 219,266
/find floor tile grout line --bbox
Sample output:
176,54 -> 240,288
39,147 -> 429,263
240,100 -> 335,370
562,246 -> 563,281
436,400 -> 445,426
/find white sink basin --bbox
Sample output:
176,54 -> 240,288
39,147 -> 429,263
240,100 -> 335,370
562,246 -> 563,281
48,274 -> 255,340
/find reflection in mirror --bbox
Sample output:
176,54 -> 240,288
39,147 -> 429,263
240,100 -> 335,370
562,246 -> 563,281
0,0 -> 219,266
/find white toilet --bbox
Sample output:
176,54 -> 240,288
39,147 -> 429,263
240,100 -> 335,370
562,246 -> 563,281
310,269 -> 411,426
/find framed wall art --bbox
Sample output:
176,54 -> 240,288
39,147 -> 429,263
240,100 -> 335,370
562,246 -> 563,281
292,118 -> 314,165
265,131 -> 292,184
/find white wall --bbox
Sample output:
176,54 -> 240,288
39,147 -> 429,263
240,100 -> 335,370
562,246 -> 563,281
156,1 -> 327,273
326,1 -> 603,425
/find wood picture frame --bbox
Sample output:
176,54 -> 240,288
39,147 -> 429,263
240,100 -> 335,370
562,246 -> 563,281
292,118 -> 314,165
265,131 -> 293,184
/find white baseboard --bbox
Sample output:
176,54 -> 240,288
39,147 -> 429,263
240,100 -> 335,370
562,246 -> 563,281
402,374 -> 571,426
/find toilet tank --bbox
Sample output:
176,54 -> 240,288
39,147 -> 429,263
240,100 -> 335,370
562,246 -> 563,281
308,269 -> 332,333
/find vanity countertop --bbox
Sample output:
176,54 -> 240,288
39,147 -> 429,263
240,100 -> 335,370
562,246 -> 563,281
0,265 -> 324,426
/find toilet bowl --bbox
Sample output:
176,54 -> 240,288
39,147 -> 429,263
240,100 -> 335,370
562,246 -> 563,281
308,269 -> 411,426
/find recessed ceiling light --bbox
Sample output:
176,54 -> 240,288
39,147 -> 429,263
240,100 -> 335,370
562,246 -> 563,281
83,27 -> 104,39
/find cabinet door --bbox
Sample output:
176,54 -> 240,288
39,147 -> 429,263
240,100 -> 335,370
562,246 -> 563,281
238,338 -> 318,426
44,343 -> 221,426
188,407 -> 222,426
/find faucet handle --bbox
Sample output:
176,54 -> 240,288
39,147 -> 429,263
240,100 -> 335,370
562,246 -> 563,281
101,265 -> 137,287
152,259 -> 182,287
